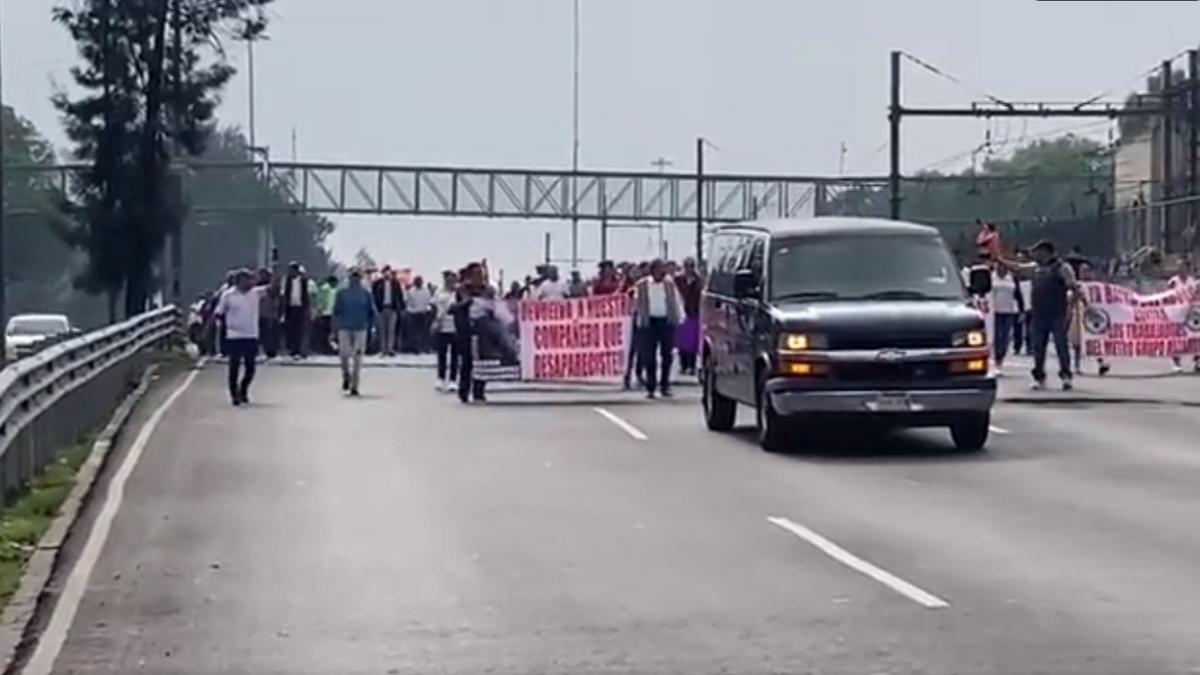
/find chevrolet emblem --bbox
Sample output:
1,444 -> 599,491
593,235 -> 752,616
876,349 -> 906,362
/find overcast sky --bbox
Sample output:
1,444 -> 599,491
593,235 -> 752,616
5,0 -> 1200,280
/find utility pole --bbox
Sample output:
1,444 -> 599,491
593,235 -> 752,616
569,0 -> 581,271
886,50 -> 1171,236
1162,60 -> 1174,251
651,157 -> 672,258
599,217 -> 608,261
1188,50 -> 1199,249
544,231 -> 552,265
695,138 -> 705,264
169,0 -> 183,305
889,50 -> 903,220
247,38 -> 257,150
0,7 -> 7,362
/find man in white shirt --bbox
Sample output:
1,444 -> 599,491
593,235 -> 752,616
214,269 -> 264,406
404,276 -> 434,353
634,259 -> 682,399
534,266 -> 567,300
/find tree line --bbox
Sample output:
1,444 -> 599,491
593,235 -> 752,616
826,136 -> 1115,258
1,0 -> 333,328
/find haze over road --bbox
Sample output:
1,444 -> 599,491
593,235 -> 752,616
20,364 -> 1200,674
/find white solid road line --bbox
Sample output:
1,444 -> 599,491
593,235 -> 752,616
593,407 -> 649,441
23,369 -> 202,675
766,516 -> 950,610
989,425 -> 1011,435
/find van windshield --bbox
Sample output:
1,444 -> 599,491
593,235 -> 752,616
770,233 -> 965,301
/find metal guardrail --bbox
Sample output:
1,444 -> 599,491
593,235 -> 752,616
0,306 -> 180,503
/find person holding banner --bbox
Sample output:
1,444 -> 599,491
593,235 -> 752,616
622,264 -> 647,390
591,261 -> 622,295
1168,260 -> 1200,373
1005,241 -> 1087,391
432,270 -> 461,391
1069,262 -> 1110,376
452,262 -> 493,403
634,259 -> 684,399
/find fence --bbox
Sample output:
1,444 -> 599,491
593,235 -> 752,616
0,307 -> 179,503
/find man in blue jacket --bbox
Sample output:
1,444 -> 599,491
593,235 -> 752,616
333,268 -> 377,396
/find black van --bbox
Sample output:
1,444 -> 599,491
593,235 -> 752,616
700,217 -> 996,452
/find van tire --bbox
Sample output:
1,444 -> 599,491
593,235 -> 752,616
756,378 -> 790,453
702,357 -> 736,432
950,413 -> 990,451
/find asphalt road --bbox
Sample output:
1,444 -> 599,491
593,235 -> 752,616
23,364 -> 1200,674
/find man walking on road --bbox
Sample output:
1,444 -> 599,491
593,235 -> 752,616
333,268 -> 376,396
1007,241 -> 1086,391
281,262 -> 310,359
405,276 -> 434,353
634,259 -> 683,399
372,267 -> 404,356
313,275 -> 338,355
214,269 -> 264,406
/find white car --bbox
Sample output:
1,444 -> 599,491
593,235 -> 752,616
5,314 -> 74,362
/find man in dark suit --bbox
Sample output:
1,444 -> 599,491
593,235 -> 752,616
371,266 -> 405,356
280,262 -> 311,359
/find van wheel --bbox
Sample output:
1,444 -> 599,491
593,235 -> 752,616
702,357 -> 736,432
756,378 -> 791,453
950,413 -> 990,451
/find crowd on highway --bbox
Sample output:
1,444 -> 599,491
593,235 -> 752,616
192,257 -> 707,406
969,221 -> 1199,387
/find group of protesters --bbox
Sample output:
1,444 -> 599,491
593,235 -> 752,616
969,221 -> 1199,392
499,258 -> 705,399
197,251 -> 714,404
191,263 -> 443,361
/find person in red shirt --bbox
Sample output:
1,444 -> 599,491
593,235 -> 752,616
591,260 -> 622,295
976,219 -> 1001,261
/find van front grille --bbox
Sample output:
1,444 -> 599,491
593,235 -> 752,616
828,333 -> 951,351
832,361 -> 950,383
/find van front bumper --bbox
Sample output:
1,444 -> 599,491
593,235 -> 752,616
766,379 -> 996,417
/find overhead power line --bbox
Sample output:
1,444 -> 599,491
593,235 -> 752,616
900,51 -> 1015,110
1071,48 -> 1190,111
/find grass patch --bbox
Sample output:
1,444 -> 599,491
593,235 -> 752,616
0,441 -> 93,608
153,346 -> 196,370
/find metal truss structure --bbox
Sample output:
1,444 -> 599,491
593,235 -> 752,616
10,161 -> 889,223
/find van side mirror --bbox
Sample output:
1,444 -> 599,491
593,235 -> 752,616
734,269 -> 760,298
967,267 -> 992,296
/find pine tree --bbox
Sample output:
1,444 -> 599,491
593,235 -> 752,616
53,0 -> 272,319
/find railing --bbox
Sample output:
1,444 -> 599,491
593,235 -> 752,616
0,307 -> 180,503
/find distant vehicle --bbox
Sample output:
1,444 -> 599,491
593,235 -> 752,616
5,314 -> 75,362
700,217 -> 997,453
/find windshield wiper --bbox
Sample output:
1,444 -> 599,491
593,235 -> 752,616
773,291 -> 843,301
855,290 -> 952,300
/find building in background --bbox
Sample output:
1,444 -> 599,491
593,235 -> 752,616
1112,67 -> 1199,258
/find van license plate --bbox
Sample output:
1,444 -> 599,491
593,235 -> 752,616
869,393 -> 912,412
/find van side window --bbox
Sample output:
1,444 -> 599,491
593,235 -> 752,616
747,237 -> 765,281
727,235 -> 750,276
705,234 -> 724,291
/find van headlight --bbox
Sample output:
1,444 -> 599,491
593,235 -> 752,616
953,330 -> 988,348
778,333 -> 827,352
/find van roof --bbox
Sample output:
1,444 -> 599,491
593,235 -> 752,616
711,216 -> 939,238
